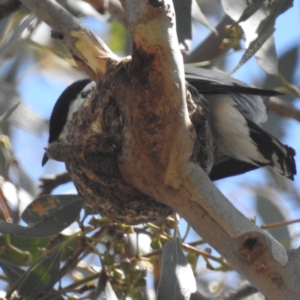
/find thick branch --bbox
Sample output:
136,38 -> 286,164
117,1 -> 300,299
20,0 -> 300,298
268,97 -> 300,122
20,0 -> 118,80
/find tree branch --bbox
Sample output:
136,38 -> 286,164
19,0 -> 300,298
115,2 -> 300,298
20,0 -> 118,81
268,97 -> 300,122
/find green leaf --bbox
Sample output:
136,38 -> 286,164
157,238 -> 196,300
0,195 -> 84,237
0,258 -> 25,284
0,102 -> 20,125
235,1 -> 264,24
93,270 -> 118,300
21,194 -> 82,224
18,250 -> 62,299
0,236 -> 48,266
222,0 -> 293,74
191,0 -> 217,36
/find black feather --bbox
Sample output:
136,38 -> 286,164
246,119 -> 296,180
185,66 -> 283,96
42,79 -> 92,166
209,159 -> 259,181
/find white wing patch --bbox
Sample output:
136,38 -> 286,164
209,96 -> 268,164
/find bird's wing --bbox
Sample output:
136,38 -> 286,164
210,116 -> 296,180
246,119 -> 296,180
209,159 -> 259,181
184,66 -> 282,96
184,66 -> 275,124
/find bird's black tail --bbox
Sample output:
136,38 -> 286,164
247,119 -> 296,180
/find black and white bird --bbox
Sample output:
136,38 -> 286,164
185,66 -> 296,181
42,67 -> 296,182
41,79 -> 95,166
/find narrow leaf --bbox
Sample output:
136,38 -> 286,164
236,1 -> 264,23
0,195 -> 84,237
0,236 -> 49,266
0,102 -> 20,125
21,194 -> 82,224
18,250 -> 62,299
222,0 -> 293,73
157,238 -> 196,300
0,258 -> 25,284
192,0 -> 217,36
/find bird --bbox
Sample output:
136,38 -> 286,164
41,78 -> 95,166
42,67 -> 296,182
185,66 -> 296,181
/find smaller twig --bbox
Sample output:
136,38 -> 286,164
182,243 -> 231,269
181,223 -> 190,242
39,172 -> 72,196
223,283 -> 258,300
268,97 -> 300,122
51,275 -> 98,297
58,227 -> 107,279
261,218 -> 300,230
277,73 -> 300,98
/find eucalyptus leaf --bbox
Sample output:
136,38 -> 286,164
191,0 -> 217,36
0,236 -> 49,266
0,13 -> 36,60
0,81 -> 46,133
222,0 -> 293,74
0,258 -> 25,284
18,250 -> 62,299
157,238 -> 196,300
0,195 -> 84,237
0,102 -> 20,125
21,194 -> 83,224
236,0 -> 264,23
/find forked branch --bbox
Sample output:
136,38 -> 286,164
20,0 -> 300,298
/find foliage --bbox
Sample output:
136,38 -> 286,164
0,0 -> 299,299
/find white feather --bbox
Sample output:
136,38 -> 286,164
209,96 -> 268,164
59,81 -> 96,140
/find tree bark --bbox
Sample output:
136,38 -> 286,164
20,0 -> 300,298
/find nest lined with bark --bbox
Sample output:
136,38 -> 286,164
50,64 -> 212,225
